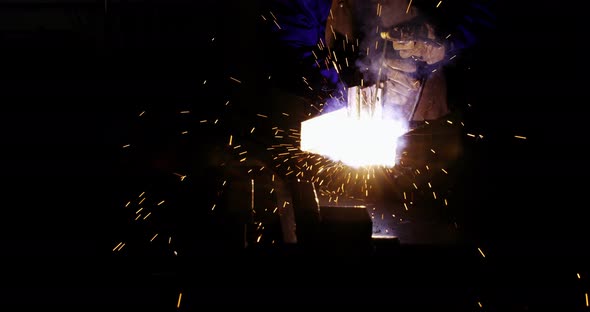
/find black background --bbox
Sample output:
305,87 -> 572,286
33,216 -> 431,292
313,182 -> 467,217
1,0 -> 588,309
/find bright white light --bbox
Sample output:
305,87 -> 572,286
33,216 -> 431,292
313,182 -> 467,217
300,108 -> 407,168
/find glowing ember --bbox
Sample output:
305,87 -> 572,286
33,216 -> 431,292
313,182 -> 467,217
300,108 -> 407,168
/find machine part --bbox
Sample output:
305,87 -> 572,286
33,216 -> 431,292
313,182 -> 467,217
346,83 -> 384,120
290,179 -> 321,246
289,179 -> 375,254
346,76 -> 424,122
317,205 -> 374,254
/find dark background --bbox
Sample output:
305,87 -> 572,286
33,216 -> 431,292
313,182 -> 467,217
0,0 -> 588,309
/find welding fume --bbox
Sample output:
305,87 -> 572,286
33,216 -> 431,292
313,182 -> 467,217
347,19 -> 446,121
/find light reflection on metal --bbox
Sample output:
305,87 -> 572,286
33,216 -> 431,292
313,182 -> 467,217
301,82 -> 412,167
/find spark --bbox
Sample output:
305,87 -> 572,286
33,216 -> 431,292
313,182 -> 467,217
139,192 -> 145,198
122,144 -> 130,148
116,243 -> 125,252
135,214 -> 141,221
250,127 -> 256,134
180,110 -> 190,114
446,120 -> 453,124
112,242 -> 123,251
577,273 -> 581,279
441,168 -> 448,174
157,200 -> 165,206
225,100 -> 230,106
436,1 -> 442,8
150,233 -> 158,242
405,0 -> 413,13
125,201 -> 131,208
256,113 -> 268,118
257,234 -> 262,243
477,247 -> 486,258
143,212 -> 151,220
477,301 -> 482,308
228,135 -> 233,146
430,149 -> 436,154
273,20 -> 281,29
173,173 -> 187,181
177,292 -> 182,309
138,110 -> 145,117
229,77 -> 242,84
444,198 -> 448,206
136,207 -> 143,214
514,135 -> 527,140
586,293 -> 589,307
331,61 -> 340,74
138,197 -> 146,205
251,180 -> 255,210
